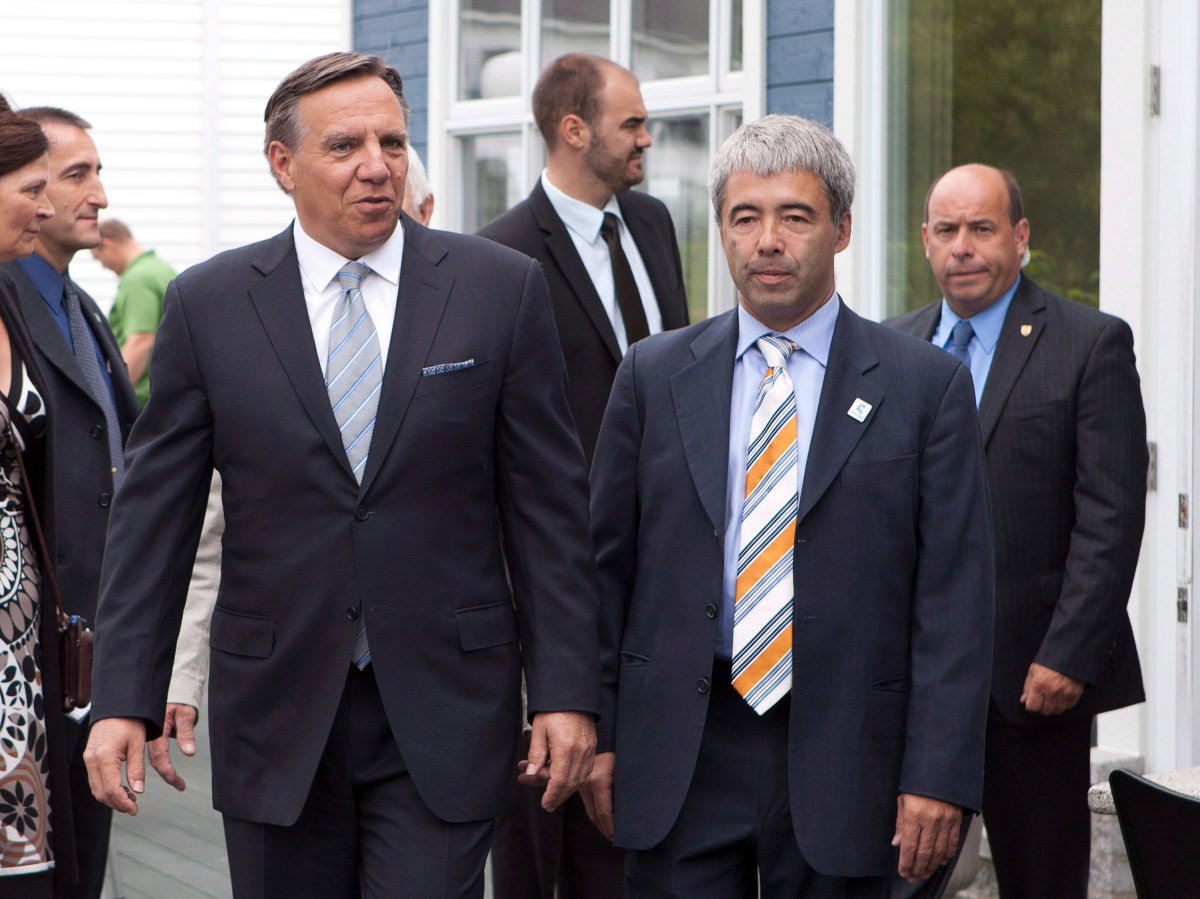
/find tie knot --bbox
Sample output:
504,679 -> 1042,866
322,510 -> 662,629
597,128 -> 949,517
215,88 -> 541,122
757,335 -> 796,369
337,261 -> 371,293
949,319 -> 975,351
600,212 -> 621,243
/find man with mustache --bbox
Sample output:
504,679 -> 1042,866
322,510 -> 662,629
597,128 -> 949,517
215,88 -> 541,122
889,164 -> 1147,898
0,105 -> 139,899
478,52 -> 689,899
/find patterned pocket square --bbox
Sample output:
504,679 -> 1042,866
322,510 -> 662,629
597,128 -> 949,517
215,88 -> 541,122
422,359 -> 476,377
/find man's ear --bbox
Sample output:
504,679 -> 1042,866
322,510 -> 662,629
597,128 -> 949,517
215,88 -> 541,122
558,114 -> 590,152
267,140 -> 296,193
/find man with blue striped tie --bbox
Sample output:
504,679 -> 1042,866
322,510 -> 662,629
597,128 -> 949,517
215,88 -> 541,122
584,115 -> 995,897
83,52 -> 599,898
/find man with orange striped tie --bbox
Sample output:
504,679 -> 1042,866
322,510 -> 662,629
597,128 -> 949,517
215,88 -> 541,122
583,114 -> 995,898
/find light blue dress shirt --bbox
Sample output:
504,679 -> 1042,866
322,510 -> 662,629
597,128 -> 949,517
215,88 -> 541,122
716,295 -> 839,658
930,275 -> 1020,406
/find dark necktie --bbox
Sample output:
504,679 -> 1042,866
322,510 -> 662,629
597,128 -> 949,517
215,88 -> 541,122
947,319 -> 975,367
65,283 -> 124,491
599,213 -> 650,347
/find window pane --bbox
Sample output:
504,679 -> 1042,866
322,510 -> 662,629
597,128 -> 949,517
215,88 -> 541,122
541,0 -> 610,70
885,0 -> 1102,316
642,115 -> 710,322
461,132 -> 524,232
731,0 -> 743,72
632,2 -> 709,81
459,0 -> 521,100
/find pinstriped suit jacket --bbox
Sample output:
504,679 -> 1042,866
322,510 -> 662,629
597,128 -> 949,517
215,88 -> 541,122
889,276 -> 1147,724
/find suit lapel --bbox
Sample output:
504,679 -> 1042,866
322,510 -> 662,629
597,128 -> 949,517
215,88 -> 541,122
797,303 -> 883,525
902,303 -> 941,342
358,219 -> 453,495
670,312 -> 737,532
4,264 -> 97,401
978,278 -> 1046,446
529,183 -> 622,364
619,193 -> 688,329
247,230 -> 355,480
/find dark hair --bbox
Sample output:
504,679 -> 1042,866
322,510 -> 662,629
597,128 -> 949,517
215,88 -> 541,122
532,53 -> 616,150
0,99 -> 50,179
924,165 -> 1024,225
99,218 -> 133,242
263,52 -> 408,191
18,105 -> 93,131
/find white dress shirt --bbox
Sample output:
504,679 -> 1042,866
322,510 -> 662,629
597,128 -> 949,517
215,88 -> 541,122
292,218 -> 405,370
540,170 -> 663,353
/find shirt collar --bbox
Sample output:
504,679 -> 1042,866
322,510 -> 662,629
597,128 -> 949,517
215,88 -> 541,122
735,291 -> 840,368
935,274 -> 1021,355
292,218 -> 405,293
540,169 -> 621,244
16,252 -> 67,309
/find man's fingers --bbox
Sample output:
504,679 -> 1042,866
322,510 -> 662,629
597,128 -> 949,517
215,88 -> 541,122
147,734 -> 186,791
173,704 -> 199,756
83,719 -> 145,815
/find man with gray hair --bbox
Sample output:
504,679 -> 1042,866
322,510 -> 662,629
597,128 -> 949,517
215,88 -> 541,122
583,114 -> 995,896
401,146 -> 435,225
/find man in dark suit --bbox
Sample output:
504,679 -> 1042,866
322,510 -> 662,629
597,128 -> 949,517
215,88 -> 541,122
583,114 -> 995,897
889,164 -> 1147,898
0,105 -> 138,899
83,52 -> 599,898
478,53 -> 688,898
479,53 -> 688,463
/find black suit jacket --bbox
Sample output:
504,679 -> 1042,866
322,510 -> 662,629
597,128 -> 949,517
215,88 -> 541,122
90,218 -> 601,826
590,302 -> 994,875
888,276 -> 1147,724
0,260 -> 138,623
478,182 -> 689,460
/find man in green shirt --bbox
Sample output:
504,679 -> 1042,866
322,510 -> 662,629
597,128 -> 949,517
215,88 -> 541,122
93,218 -> 177,408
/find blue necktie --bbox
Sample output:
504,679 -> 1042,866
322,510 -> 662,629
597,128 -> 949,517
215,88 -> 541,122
326,262 -> 382,668
947,319 -> 975,367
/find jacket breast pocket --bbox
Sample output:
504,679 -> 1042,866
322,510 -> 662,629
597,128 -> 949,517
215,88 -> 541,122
839,454 -> 918,488
455,599 -> 519,651
412,359 -> 493,399
210,605 -> 274,658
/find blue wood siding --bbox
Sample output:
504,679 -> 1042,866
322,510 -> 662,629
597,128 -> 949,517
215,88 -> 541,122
766,0 -> 835,126
353,0 -> 429,158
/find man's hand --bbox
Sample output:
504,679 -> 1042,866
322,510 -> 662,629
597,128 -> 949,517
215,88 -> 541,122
892,793 -> 961,882
83,717 -> 148,815
148,703 -> 198,791
579,751 -> 615,840
521,711 -> 595,812
1020,662 -> 1084,715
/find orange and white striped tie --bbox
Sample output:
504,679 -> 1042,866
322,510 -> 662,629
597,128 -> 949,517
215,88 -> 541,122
732,335 -> 798,714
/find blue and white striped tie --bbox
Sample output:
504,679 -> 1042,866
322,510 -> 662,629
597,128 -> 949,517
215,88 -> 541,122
327,261 -> 381,668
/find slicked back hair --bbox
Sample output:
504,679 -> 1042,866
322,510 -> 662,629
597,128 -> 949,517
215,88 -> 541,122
923,165 -> 1025,226
532,53 -> 617,150
19,106 -> 93,131
263,52 -> 409,192
708,114 -> 856,225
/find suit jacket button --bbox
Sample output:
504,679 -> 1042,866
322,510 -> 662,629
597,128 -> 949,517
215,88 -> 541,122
98,493 -> 111,508
91,424 -> 104,438
705,603 -> 717,619
355,507 -> 369,521
696,677 -> 710,694
346,606 -> 358,621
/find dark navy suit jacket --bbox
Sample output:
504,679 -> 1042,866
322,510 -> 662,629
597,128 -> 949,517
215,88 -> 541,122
90,217 -> 600,826
589,300 -> 995,876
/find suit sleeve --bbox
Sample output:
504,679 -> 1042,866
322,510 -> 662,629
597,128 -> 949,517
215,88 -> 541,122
1035,318 -> 1148,683
587,347 -> 643,753
90,280 -> 215,738
494,257 -> 601,719
901,362 -> 996,810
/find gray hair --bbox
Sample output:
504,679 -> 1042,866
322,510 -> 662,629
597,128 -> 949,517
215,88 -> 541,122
405,146 -> 431,207
708,114 -> 855,224
263,52 -> 409,192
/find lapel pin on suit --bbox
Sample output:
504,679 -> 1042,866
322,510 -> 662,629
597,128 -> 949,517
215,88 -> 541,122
847,398 -> 872,422
1021,324 -> 1033,337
